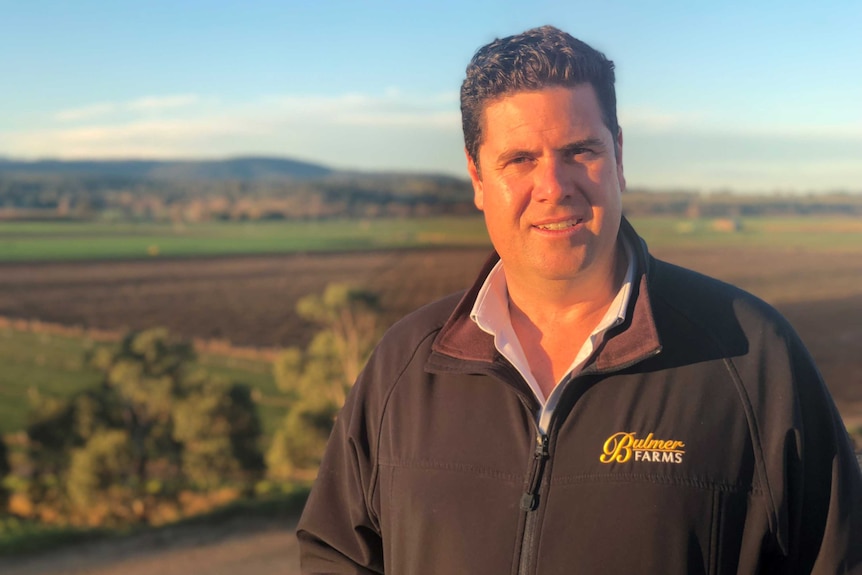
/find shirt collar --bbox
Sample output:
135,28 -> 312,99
470,237 -> 635,405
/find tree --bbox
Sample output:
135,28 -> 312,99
89,328 -> 193,484
26,328 -> 264,523
172,377 -> 264,489
294,283 -> 382,391
26,387 -> 123,511
66,430 -> 134,513
267,284 -> 382,476
0,437 -> 10,513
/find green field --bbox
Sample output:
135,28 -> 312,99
0,329 -> 282,437
1,215 -> 860,262
2,214 -> 861,437
0,217 -> 492,261
1,213 -> 860,553
632,216 -> 862,252
0,330 -> 99,433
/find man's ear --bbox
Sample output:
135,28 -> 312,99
615,127 -> 626,192
466,149 -> 484,210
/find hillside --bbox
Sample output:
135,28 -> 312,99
2,156 -> 861,222
0,157 -> 475,220
0,156 -> 333,181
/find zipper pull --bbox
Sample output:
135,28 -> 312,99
520,433 -> 549,511
534,433 -> 549,458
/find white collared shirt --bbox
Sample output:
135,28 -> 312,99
470,240 -> 635,433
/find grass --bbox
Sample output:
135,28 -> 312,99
0,330 -> 101,433
1,215 -> 860,262
0,516 -> 114,557
0,217 -> 491,261
0,326 -> 302,558
0,328 -> 282,436
2,213 -> 860,434
0,482 -> 311,557
1,213 -> 859,555
630,216 -> 862,253
195,353 -> 285,436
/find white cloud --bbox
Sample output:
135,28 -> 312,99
54,94 -> 201,123
620,105 -> 862,140
616,104 -> 862,190
126,94 -> 200,113
9,116 -> 268,159
55,102 -> 118,122
54,118 -> 263,143
619,106 -> 709,131
270,91 -> 461,128
623,129 -> 862,192
5,91 -> 862,189
3,90 -> 466,173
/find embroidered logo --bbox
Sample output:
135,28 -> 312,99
599,432 -> 685,464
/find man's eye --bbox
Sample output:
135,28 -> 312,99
565,147 -> 599,162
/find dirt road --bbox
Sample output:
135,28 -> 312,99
0,516 -> 300,575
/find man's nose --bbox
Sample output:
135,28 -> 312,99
532,159 -> 573,203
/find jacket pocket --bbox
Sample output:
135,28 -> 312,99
532,480 -> 744,574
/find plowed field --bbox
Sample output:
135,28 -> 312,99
1,242 -> 861,573
0,244 -> 860,425
0,248 -> 491,349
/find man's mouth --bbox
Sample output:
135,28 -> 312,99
535,218 -> 583,231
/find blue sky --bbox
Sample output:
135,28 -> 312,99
1,0 -> 860,192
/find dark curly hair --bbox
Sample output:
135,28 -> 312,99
460,26 -> 618,169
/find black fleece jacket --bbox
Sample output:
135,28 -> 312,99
297,218 -> 862,574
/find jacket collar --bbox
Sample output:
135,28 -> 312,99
429,216 -> 662,373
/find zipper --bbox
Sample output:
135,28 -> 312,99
517,431 -> 549,575
442,353 -> 662,574
520,432 -> 549,511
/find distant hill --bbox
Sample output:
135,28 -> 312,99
0,156 -> 476,221
4,156 -> 858,222
0,156 -> 334,181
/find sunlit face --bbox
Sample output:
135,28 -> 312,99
467,85 -> 625,290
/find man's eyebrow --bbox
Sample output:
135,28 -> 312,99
494,138 -> 608,166
558,138 -> 606,152
495,148 -> 537,165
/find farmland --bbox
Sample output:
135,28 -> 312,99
1,215 -> 861,263
1,214 -> 861,434
0,218 -> 490,262
0,213 -> 860,573
0,328 -> 282,437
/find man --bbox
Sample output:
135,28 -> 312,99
297,26 -> 862,574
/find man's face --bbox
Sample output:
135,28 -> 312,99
467,85 -> 625,291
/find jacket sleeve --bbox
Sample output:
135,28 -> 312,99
768,334 -> 862,574
296,355 -> 385,574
